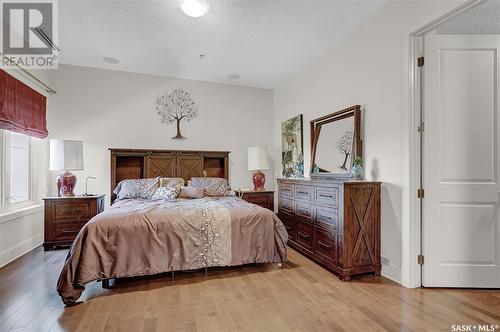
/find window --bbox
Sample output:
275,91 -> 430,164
1,130 -> 34,210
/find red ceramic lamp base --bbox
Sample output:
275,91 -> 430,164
252,170 -> 266,191
57,171 -> 77,197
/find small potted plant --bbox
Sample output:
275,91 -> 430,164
351,156 -> 364,180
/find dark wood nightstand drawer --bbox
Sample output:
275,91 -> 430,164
245,195 -> 269,207
55,221 -> 88,241
235,190 -> 274,211
54,201 -> 91,221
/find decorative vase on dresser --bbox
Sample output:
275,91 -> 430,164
43,195 -> 105,250
277,176 -> 381,281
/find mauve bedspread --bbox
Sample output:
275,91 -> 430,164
57,196 -> 288,304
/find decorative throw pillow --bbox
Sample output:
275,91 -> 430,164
191,177 -> 230,197
178,186 -> 205,199
113,177 -> 159,200
159,177 -> 185,189
150,186 -> 180,200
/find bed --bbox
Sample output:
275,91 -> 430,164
56,149 -> 288,305
57,196 -> 288,304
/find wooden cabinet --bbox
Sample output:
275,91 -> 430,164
277,177 -> 381,281
110,149 -> 230,203
43,195 -> 105,250
234,190 -> 275,211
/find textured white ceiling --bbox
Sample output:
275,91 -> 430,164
58,0 -> 385,89
438,0 -> 500,34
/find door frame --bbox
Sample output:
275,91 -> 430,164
404,0 -> 486,288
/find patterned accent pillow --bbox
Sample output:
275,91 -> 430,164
191,177 -> 230,197
159,177 -> 185,189
178,186 -> 204,199
150,186 -> 180,200
113,177 -> 159,200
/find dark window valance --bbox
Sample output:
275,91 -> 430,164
0,70 -> 48,138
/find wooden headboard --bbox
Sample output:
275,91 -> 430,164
109,148 -> 230,203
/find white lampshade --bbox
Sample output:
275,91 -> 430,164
247,146 -> 269,171
49,139 -> 84,171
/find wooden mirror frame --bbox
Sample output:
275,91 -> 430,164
310,105 -> 362,175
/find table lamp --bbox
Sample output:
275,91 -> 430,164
49,139 -> 84,197
247,146 -> 269,191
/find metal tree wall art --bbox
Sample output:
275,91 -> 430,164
337,130 -> 353,170
156,88 -> 199,139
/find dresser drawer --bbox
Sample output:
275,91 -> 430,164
315,205 -> 338,230
294,185 -> 313,202
279,197 -> 294,214
296,221 -> 313,249
314,227 -> 337,264
54,201 -> 91,221
55,221 -> 87,241
315,186 -> 339,207
295,201 -> 313,222
279,213 -> 296,242
278,183 -> 293,198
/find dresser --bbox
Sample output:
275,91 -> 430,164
43,195 -> 105,250
234,190 -> 274,211
277,176 -> 381,281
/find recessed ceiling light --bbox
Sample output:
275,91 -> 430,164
226,74 -> 240,80
181,0 -> 208,18
102,56 -> 120,64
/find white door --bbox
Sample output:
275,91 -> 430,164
423,33 -> 500,287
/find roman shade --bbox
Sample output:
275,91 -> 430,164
0,70 -> 48,138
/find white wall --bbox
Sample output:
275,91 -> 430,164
47,65 -> 274,201
272,1 -> 464,285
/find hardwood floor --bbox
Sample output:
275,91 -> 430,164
0,246 -> 499,332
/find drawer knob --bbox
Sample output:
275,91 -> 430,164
297,191 -> 308,195
298,209 -> 309,215
298,231 -> 310,240
318,240 -> 332,249
319,194 -> 333,198
318,214 -> 332,221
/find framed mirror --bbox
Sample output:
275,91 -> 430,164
310,105 -> 361,176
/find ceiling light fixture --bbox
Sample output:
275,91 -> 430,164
102,56 -> 120,64
226,74 -> 240,80
181,0 -> 208,18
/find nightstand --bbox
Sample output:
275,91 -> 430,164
234,190 -> 275,211
43,195 -> 105,250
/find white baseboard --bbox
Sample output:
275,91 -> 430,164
0,233 -> 43,268
381,263 -> 402,285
